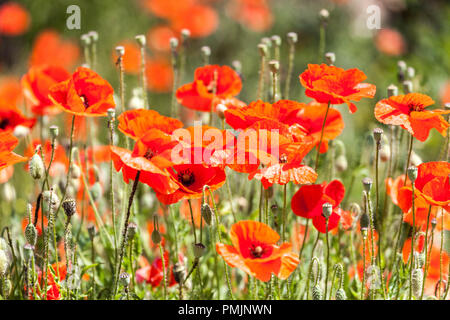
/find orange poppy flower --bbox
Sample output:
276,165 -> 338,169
118,109 -> 183,140
24,139 -> 68,177
22,65 -> 71,116
147,25 -> 176,52
111,129 -> 179,195
0,2 -> 30,36
29,30 -> 80,69
216,220 -> 299,282
358,229 -> 379,264
146,57 -> 174,93
441,81 -> 450,104
227,0 -> 273,32
0,131 -> 27,172
291,180 -> 345,233
49,67 -> 115,117
375,93 -> 450,141
401,236 -> 425,265
374,28 -> 406,56
141,0 -> 195,19
385,174 -> 410,206
176,65 -> 242,112
0,103 -> 35,133
170,5 -> 218,38
112,41 -> 141,74
0,76 -> 22,106
299,64 -> 376,113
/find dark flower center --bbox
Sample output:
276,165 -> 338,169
408,103 -> 424,112
279,153 -> 288,164
177,169 -> 195,187
0,118 -> 10,130
80,94 -> 90,109
250,245 -> 264,258
144,149 -> 155,160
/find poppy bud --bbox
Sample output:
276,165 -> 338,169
335,288 -> 347,300
135,34 -> 146,47
360,213 -> 370,230
49,125 -> 59,139
23,243 -> 35,261
13,125 -> 30,139
115,46 -> 125,57
194,243 -> 206,258
412,268 -> 423,298
42,190 -> 59,214
287,32 -> 298,44
407,166 -> 418,183
407,66 -> 415,79
201,203 -> 213,225
349,203 -> 361,216
87,223 -> 96,241
70,163 -> 81,180
127,222 -> 138,241
373,128 -> 383,144
362,177 -> 373,194
335,154 -> 348,172
271,35 -> 281,47
325,52 -> 335,66
90,182 -> 103,202
81,34 -> 91,46
119,272 -> 130,287
29,153 -> 45,180
0,250 -> 9,275
0,239 -> 11,263
386,84 -> 398,98
410,151 -> 422,166
169,37 -> 178,51
173,262 -> 185,284
25,223 -> 37,246
380,144 -> 391,163
216,103 -> 227,120
181,29 -> 191,41
403,80 -> 413,94
62,198 -> 77,218
269,60 -> 279,74
322,203 -> 333,219
151,228 -> 161,245
312,284 -> 323,300
415,251 -> 425,268
258,43 -> 268,57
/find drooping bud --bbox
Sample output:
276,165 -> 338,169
373,128 -> 383,144
115,46 -> 125,57
380,144 -> 391,163
29,153 -> 45,180
387,84 -> 398,97
407,166 -> 418,183
412,268 -> 423,298
325,52 -> 335,65
360,213 -> 370,230
62,198 -> 77,218
335,154 -> 348,172
201,203 -> 213,225
25,223 -> 37,246
194,243 -> 206,258
312,284 -> 323,300
335,288 -> 347,300
322,203 -> 333,219
349,203 -> 361,216
287,32 -> 298,45
362,177 -> 373,193
70,163 -> 81,180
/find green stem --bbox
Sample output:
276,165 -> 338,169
314,102 -> 331,171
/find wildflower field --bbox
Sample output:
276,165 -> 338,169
0,0 -> 449,302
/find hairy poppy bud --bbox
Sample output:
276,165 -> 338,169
415,251 -> 425,268
403,80 -> 413,94
70,163 -> 81,180
312,284 -> 323,300
325,52 -> 335,65
258,43 -> 268,57
387,84 -> 398,97
115,46 -> 125,57
135,34 -> 146,47
25,223 -> 37,246
380,144 -> 391,163
269,60 -> 279,74
173,262 -> 185,284
335,154 -> 348,172
0,250 -> 9,275
127,222 -> 138,241
119,272 -> 130,287
373,128 -> 383,144
23,243 -> 35,261
194,243 -> 206,258
29,153 -> 45,180
2,278 -> 12,298
151,228 -> 161,245
412,268 -> 423,298
42,190 -> 59,214
90,182 -> 103,202
201,203 -> 213,225
362,177 -> 373,193
407,166 -> 418,183
322,203 -> 333,219
360,213 -> 370,230
216,103 -> 227,120
287,32 -> 298,44
62,198 -> 77,218
2,183 -> 15,202
335,288 -> 347,300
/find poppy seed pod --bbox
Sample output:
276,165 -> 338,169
403,80 -> 413,94
80,34 -> 91,46
261,37 -> 272,48
269,60 -> 279,74
29,153 -> 45,180
380,144 -> 391,163
135,34 -> 146,47
362,177 -> 373,193
335,288 -> 347,300
107,108 -> 115,121
373,128 -> 383,143
407,66 -> 415,79
49,125 -> 59,139
360,213 -> 370,230
181,29 -> 191,41
127,222 -> 138,241
312,284 -> 323,300
319,9 -> 329,22
25,223 -> 37,246
173,262 -> 185,284
119,272 -> 130,287
258,43 -> 268,57
387,84 -> 398,97
271,35 -> 281,47
322,203 -> 333,219
216,103 -> 227,120
201,203 -> 213,225
335,154 -> 348,172
325,52 -> 335,65
13,125 -> 30,139
407,166 -> 418,183
62,198 -> 77,218
201,46 -> 211,59
194,243 -> 206,258
88,31 -> 98,42
115,46 -> 125,57
169,37 -> 178,51
151,228 -> 161,245
287,32 -> 298,44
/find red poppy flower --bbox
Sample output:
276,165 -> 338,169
375,93 -> 450,141
375,28 -> 406,56
141,0 -> 195,19
22,65 -> 71,116
385,174 -> 410,206
29,30 -> 80,69
216,220 -> 299,282
176,65 -> 242,112
0,76 -> 22,106
227,0 -> 273,32
299,64 -> 376,113
0,103 -> 35,133
0,2 -> 30,36
0,131 -> 27,172
146,57 -> 174,93
112,41 -> 141,74
49,67 -> 115,117
111,129 -> 180,195
170,5 -> 218,38
291,180 -> 345,233
136,252 -> 178,288
118,109 -> 183,140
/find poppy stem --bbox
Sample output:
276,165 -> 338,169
324,220 -> 330,299
408,181 -> 416,300
305,257 -> 320,300
113,170 -> 141,299
170,43 -> 179,118
187,199 -> 197,244
159,243 -> 167,300
298,219 -> 309,262
314,101 -> 331,172
284,35 -> 296,100
361,231 -> 367,300
137,40 -> 148,109
282,184 -> 287,242
420,204 -> 432,299
439,207 -> 444,299
108,113 -> 118,265
257,45 -> 266,100
403,135 -> 414,186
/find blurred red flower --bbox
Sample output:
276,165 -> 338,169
0,131 -> 27,172
375,28 -> 406,56
0,2 -> 30,36
145,57 -> 174,93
